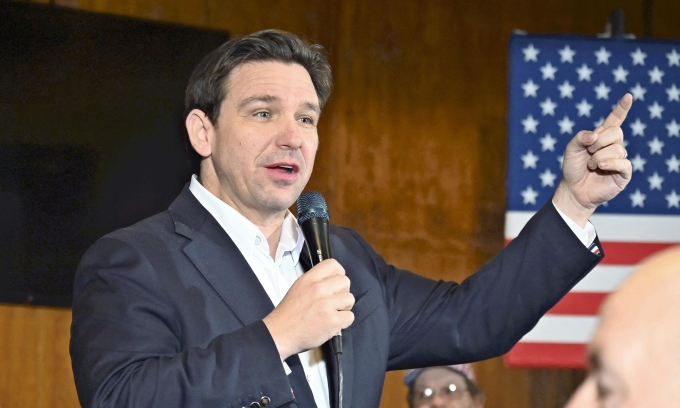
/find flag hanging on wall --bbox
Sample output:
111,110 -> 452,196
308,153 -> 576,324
504,33 -> 680,368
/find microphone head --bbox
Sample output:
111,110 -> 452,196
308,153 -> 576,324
297,191 -> 330,224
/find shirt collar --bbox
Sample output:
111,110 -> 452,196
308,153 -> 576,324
189,175 -> 304,265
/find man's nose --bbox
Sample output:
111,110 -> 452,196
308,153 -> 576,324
275,117 -> 303,149
428,394 -> 452,408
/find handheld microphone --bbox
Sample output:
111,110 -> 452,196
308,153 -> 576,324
297,191 -> 344,408
296,192 -> 341,353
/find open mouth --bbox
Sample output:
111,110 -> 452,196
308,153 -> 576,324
267,163 -> 299,175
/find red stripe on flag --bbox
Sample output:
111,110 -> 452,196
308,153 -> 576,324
504,343 -> 587,369
596,242 -> 677,264
546,292 -> 609,315
504,240 -> 675,265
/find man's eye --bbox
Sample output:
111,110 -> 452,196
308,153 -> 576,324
254,111 -> 270,119
596,381 -> 611,400
298,117 -> 314,125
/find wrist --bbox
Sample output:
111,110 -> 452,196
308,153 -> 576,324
262,316 -> 295,360
553,182 -> 595,228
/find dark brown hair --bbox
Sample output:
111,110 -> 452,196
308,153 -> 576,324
184,29 -> 332,125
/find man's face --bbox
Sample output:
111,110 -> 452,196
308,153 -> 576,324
565,292 -> 678,408
410,368 -> 483,408
201,61 -> 320,219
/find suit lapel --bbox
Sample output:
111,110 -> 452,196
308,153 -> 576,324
170,187 -> 351,406
169,186 -> 274,326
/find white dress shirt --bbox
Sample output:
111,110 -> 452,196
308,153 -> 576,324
189,175 -> 330,408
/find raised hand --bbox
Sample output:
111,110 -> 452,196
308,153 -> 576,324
554,93 -> 634,227
262,259 -> 354,359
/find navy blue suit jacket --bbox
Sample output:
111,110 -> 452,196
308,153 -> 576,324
70,186 -> 601,407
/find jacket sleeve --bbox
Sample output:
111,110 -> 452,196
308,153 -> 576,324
345,201 -> 602,370
70,236 -> 294,408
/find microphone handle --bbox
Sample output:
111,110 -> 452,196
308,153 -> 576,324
300,218 -> 342,353
300,217 -> 331,262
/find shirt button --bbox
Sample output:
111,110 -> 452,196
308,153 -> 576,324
249,403 -> 260,408
255,237 -> 261,245
260,396 -> 271,406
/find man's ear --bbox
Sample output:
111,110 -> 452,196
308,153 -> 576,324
186,109 -> 213,158
474,393 -> 486,408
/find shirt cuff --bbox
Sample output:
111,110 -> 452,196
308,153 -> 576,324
552,200 -> 597,247
282,359 -> 292,375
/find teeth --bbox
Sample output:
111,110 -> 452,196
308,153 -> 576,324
279,165 -> 294,174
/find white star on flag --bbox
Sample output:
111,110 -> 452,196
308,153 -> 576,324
648,101 -> 664,119
559,45 -> 576,63
667,119 -> 680,137
630,154 -> 647,172
558,81 -> 575,98
667,84 -> 680,102
667,49 -> 680,67
507,35 -> 680,370
576,64 -> 593,81
648,136 -> 664,155
523,44 -> 540,62
595,46 -> 612,64
630,118 -> 647,136
541,62 -> 558,80
667,155 -> 680,173
539,133 -> 557,151
539,98 -> 558,116
576,99 -> 593,117
522,115 -> 539,133
630,189 -> 647,207
594,82 -> 611,100
612,65 -> 629,83
522,79 -> 540,97
630,83 -> 647,101
648,172 -> 664,190
666,190 -> 680,208
631,48 -> 647,65
557,116 -> 575,134
521,150 -> 539,169
521,186 -> 539,204
539,169 -> 557,187
648,66 -> 665,84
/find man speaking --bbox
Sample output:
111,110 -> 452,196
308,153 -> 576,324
70,30 -> 633,408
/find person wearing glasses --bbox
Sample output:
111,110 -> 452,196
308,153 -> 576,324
405,364 -> 485,408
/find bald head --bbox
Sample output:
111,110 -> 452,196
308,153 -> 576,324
566,245 -> 680,408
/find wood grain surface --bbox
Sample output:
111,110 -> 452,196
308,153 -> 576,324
2,0 -> 679,406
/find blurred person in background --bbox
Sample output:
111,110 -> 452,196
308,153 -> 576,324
405,364 -> 485,408
565,245 -> 680,408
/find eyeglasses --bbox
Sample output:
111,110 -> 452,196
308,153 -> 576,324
412,383 -> 468,403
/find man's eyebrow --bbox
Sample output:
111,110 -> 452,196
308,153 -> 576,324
237,95 -> 320,115
303,101 -> 321,115
237,95 -> 279,110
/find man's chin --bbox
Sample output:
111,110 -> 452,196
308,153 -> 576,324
256,192 -> 301,214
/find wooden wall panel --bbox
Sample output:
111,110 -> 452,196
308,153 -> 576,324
0,304 -> 77,408
4,0 -> 679,406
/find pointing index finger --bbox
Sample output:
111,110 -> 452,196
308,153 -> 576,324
595,93 -> 633,133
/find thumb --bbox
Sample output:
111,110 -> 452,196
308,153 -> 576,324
569,130 -> 598,152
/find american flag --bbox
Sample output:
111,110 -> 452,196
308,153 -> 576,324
504,33 -> 680,368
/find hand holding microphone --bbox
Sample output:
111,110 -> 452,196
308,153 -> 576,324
262,192 -> 354,360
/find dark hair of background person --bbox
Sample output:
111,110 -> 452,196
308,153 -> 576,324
184,29 -> 333,125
